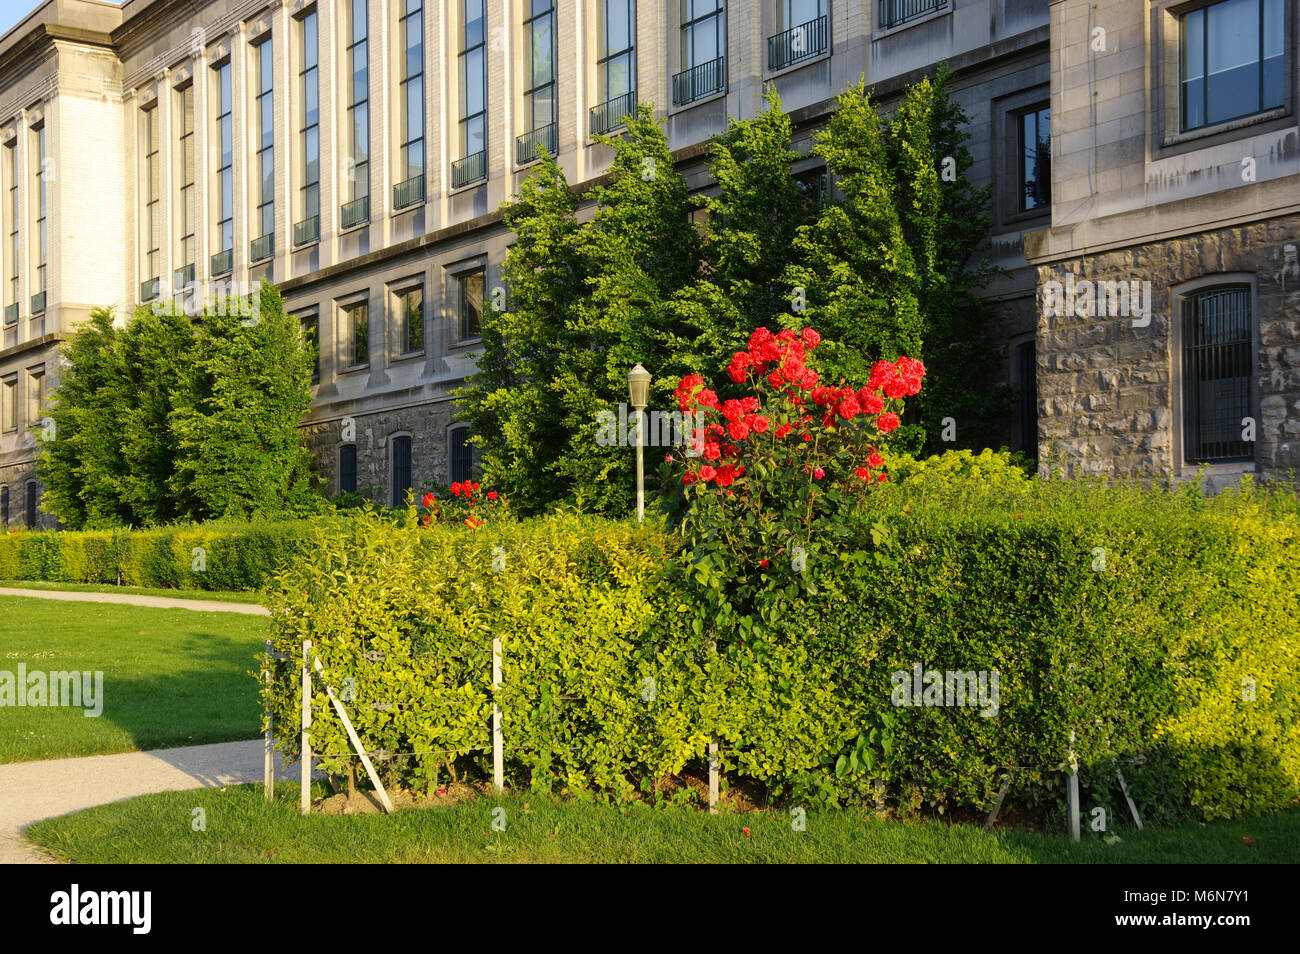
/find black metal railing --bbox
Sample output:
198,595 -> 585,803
340,196 -> 370,230
139,277 -> 160,302
249,233 -> 274,263
590,90 -> 637,136
879,0 -> 947,29
393,174 -> 426,210
29,291 -> 45,314
293,215 -> 320,248
3,302 -> 17,324
173,264 -> 195,289
769,16 -> 827,71
673,56 -> 726,106
452,150 -> 487,189
210,248 -> 233,276
516,123 -> 558,165
1182,285 -> 1254,464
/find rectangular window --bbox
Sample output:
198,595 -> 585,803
455,0 -> 487,185
2,376 -> 16,430
24,482 -> 35,529
391,435 -> 412,506
253,39 -> 274,260
450,427 -> 473,484
1016,340 -> 1038,458
212,61 -> 234,274
1180,0 -> 1284,131
176,85 -> 196,284
524,1 -> 556,136
1,486 -> 8,525
345,300 -> 369,367
770,0 -> 826,70
1018,106 -> 1050,213
141,106 -> 160,293
879,0 -> 948,30
675,0 -> 726,105
339,444 -> 357,493
26,365 -> 43,424
397,284 -> 424,354
32,125 -> 45,309
301,313 -> 319,382
1182,285 -> 1253,464
396,0 -> 426,208
4,142 -> 16,318
592,0 -> 636,135
296,10 -> 321,245
455,269 -> 483,341
343,0 -> 370,225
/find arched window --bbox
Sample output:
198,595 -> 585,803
449,426 -> 474,485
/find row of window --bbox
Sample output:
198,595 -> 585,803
337,428 -> 475,505
1,124 -> 47,325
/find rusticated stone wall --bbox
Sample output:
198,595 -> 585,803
1035,215 -> 1300,487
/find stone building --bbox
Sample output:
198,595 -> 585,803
0,0 -> 1291,526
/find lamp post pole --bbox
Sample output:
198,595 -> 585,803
627,364 -> 652,524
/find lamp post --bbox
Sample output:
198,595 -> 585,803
627,363 -> 651,524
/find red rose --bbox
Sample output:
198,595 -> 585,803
487,491 -> 499,500
801,327 -> 821,348
749,415 -> 769,434
422,493 -> 436,508
855,467 -> 870,480
450,482 -> 462,496
699,465 -> 717,481
813,467 -> 825,480
727,419 -> 750,441
876,473 -> 887,482
877,412 -> 900,432
721,399 -> 744,422
867,452 -> 883,468
862,394 -> 884,414
759,559 -> 769,567
774,423 -> 792,439
838,396 -> 862,420
767,371 -> 784,388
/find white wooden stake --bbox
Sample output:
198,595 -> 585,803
1067,729 -> 1080,842
1116,765 -> 1143,830
312,656 -> 394,813
301,640 -> 311,815
708,742 -> 719,814
492,636 -> 503,795
264,640 -> 273,802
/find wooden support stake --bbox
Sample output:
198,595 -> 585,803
984,771 -> 1015,832
300,640 -> 311,815
492,636 -> 504,796
313,657 -> 394,814
1067,729 -> 1080,842
263,640 -> 273,803
708,742 -> 719,814
1116,764 -> 1143,831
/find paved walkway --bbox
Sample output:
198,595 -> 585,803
0,587 -> 269,616
0,739 -> 304,864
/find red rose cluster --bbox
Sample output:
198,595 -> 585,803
673,327 -> 924,488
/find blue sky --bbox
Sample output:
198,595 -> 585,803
1,0 -> 122,38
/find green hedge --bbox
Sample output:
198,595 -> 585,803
263,483 -> 1300,822
0,521 -> 313,592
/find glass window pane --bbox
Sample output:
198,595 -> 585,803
407,80 -> 424,141
606,0 -> 630,52
466,115 -> 485,155
352,45 -> 368,104
406,14 -> 423,77
465,0 -> 484,48
304,72 -> 319,127
464,48 -> 484,114
532,16 -> 553,88
303,14 -> 317,67
1207,0 -> 1261,121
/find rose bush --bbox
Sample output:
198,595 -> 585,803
659,326 -> 923,652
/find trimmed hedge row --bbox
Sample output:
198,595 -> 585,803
0,521 -> 313,591
263,482 -> 1300,823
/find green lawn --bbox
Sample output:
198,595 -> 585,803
24,784 -> 1299,864
0,580 -> 264,604
0,596 -> 267,763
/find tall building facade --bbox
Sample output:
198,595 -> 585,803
0,0 -> 1293,526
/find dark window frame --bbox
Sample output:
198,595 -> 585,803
391,434 -> 413,506
1180,283 -> 1256,465
1179,0 -> 1285,132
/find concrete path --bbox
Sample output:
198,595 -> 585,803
0,586 -> 269,616
0,739 -> 303,864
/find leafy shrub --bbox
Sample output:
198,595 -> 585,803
881,447 -> 1033,489
0,520 -> 311,591
264,481 -> 1299,822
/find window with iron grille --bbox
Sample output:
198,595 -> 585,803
1016,339 -> 1038,459
450,427 -> 474,484
397,0 -> 425,206
1181,285 -> 1254,464
1180,0 -> 1284,131
253,38 -> 274,258
770,0 -> 826,70
1,486 -> 8,525
879,0 -> 947,30
525,1 -> 556,137
599,0 -> 636,109
675,0 -> 725,104
345,0 -> 370,213
459,0 -> 487,172
391,436 -> 412,506
297,10 -> 320,243
25,481 -> 36,529
339,444 -> 357,493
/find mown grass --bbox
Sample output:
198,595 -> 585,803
24,784 -> 1298,864
0,580 -> 264,604
0,596 -> 267,762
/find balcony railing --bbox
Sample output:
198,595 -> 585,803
340,196 -> 370,230
139,277 -> 160,302
516,123 -> 558,165
590,90 -> 637,136
3,302 -> 17,325
210,248 -> 233,276
293,215 -> 320,248
393,174 -> 426,210
879,0 -> 948,29
30,291 -> 46,314
249,233 -> 274,263
452,150 -> 487,189
672,56 -> 726,106
769,16 -> 828,71
174,263 -> 195,289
